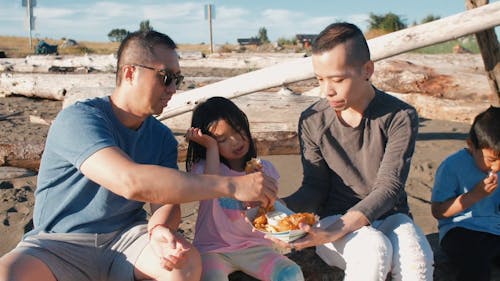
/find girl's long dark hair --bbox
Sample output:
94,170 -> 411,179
185,97 -> 257,172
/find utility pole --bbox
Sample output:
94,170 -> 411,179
204,4 -> 215,54
22,0 -> 36,50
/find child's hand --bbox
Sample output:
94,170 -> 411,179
149,226 -> 192,271
472,172 -> 498,198
185,127 -> 217,149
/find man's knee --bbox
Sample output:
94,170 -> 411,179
0,251 -> 56,281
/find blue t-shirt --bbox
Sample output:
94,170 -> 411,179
431,148 -> 500,242
27,96 -> 178,236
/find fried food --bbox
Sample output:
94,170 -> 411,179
274,212 -> 316,232
245,158 -> 263,174
252,206 -> 316,233
252,205 -> 274,231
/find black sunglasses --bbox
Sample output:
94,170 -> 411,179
132,64 -> 184,88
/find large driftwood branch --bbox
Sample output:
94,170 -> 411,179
157,2 -> 500,120
2,3 -> 500,170
0,73 -> 115,100
0,142 -> 45,171
2,3 -> 499,103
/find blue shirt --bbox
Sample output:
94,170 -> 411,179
28,96 -> 178,236
431,148 -> 500,242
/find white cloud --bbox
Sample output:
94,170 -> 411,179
214,6 -> 249,21
35,7 -> 77,19
142,3 -> 201,21
261,9 -> 302,23
82,2 -> 137,21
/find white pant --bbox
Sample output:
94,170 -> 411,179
316,213 -> 433,281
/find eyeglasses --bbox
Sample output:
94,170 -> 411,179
132,64 -> 184,88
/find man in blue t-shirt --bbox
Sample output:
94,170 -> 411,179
0,30 -> 278,281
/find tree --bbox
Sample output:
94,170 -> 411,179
108,29 -> 130,42
258,27 -> 270,44
421,14 -> 441,24
140,20 -> 153,32
368,12 -> 407,32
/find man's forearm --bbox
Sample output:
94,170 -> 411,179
127,165 -> 231,204
325,210 -> 370,242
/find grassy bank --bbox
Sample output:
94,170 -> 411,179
0,36 -> 221,58
0,34 -> 480,58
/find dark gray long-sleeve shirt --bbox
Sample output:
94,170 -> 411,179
285,89 -> 418,222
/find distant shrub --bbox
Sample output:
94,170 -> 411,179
108,29 -> 129,42
277,37 -> 296,46
368,12 -> 407,33
412,35 -> 480,54
421,14 -> 441,24
217,44 -> 235,53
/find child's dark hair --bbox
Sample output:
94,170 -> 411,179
185,97 -> 257,172
468,105 -> 500,153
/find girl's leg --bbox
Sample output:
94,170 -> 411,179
229,246 -> 304,281
375,213 -> 434,281
441,227 -> 497,281
200,252 -> 237,281
315,215 -> 392,281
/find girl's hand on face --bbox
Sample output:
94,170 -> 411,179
185,127 -> 217,149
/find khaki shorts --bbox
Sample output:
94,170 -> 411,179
12,222 -> 149,281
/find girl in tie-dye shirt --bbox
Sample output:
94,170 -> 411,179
185,97 -> 303,281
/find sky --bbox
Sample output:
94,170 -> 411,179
0,0 -> 498,44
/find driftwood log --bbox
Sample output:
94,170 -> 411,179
0,142 -> 45,171
1,3 -> 500,170
1,3 -> 499,104
0,73 -> 115,100
1,51 -> 494,170
158,2 -> 500,119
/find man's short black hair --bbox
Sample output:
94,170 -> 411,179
312,22 -> 370,66
115,30 -> 177,85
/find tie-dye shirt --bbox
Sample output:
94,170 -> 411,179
192,159 -> 280,254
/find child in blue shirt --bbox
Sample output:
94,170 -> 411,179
431,106 -> 500,281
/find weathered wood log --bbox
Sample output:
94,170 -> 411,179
3,54 -> 117,73
0,73 -> 116,100
466,0 -> 500,105
0,142 -> 45,171
4,3 -> 499,107
0,167 -> 37,180
4,90 -> 316,169
158,2 -> 500,120
0,73 -> 224,101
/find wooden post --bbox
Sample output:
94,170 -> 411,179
466,0 -> 500,105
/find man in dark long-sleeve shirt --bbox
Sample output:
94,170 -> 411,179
281,22 -> 434,281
